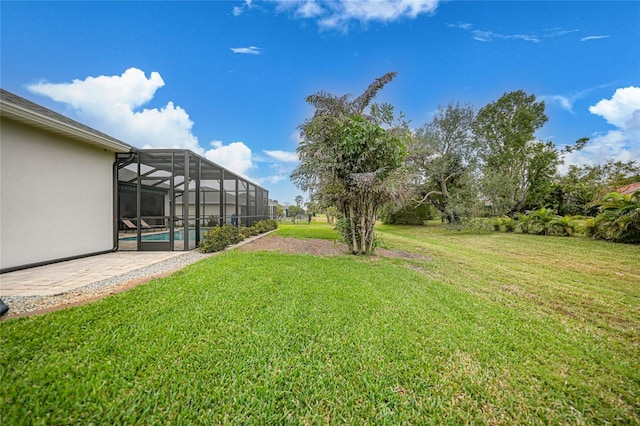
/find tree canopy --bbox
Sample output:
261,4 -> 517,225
474,90 -> 559,216
408,102 -> 478,223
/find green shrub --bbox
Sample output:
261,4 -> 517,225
200,225 -> 243,253
548,215 -> 583,237
379,203 -> 435,225
458,217 -> 493,233
239,226 -> 252,239
239,226 -> 259,239
491,216 -> 516,232
200,220 -> 278,253
503,217 -> 516,232
254,221 -> 268,233
254,219 -> 279,232
587,191 -> 640,243
199,228 -> 226,253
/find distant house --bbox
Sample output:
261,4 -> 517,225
1,89 -> 270,273
616,182 -> 640,195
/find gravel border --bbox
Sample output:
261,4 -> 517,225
1,231 -> 274,319
1,251 -> 210,318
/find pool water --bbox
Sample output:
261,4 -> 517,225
120,228 -> 208,242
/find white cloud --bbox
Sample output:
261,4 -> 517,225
562,86 -> 640,171
562,130 -> 637,172
27,67 -> 202,153
589,86 -> 640,129
254,174 -> 289,185
448,22 -> 472,31
450,22 -> 579,43
273,0 -> 440,30
204,141 -> 255,177
233,0 -> 253,16
543,28 -> 578,38
581,35 -> 610,42
252,145 -> 300,186
541,84 -> 616,114
25,67 -> 276,182
28,67 -> 164,113
230,46 -> 261,55
291,129 -> 303,144
295,0 -> 324,18
542,95 -> 573,112
338,0 -> 438,21
264,150 -> 299,162
450,23 -> 540,43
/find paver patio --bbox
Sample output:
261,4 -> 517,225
0,251 -> 189,297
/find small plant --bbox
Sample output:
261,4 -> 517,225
503,217 -> 516,232
528,207 -> 558,236
491,216 -> 516,232
587,191 -> 640,243
254,221 -> 268,233
548,215 -> 583,237
254,219 -> 279,233
515,212 -> 532,234
200,225 -> 244,253
239,226 -> 257,239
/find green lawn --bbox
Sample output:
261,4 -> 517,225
1,223 -> 638,424
274,221 -> 340,240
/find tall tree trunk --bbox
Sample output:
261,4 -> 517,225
366,210 -> 377,255
360,199 -> 366,255
349,204 -> 357,254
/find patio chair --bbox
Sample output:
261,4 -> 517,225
141,219 -> 166,230
121,219 -> 138,232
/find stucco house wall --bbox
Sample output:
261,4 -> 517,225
0,90 -> 131,272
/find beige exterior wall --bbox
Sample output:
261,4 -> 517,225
1,118 -> 115,270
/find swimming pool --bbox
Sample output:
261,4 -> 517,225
119,228 -> 209,242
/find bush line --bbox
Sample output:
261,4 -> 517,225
199,219 -> 279,253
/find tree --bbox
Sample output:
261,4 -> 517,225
474,90 -> 559,216
551,160 -> 640,216
294,195 -> 304,207
408,102 -> 478,223
292,72 -> 409,254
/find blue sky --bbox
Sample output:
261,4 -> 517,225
2,0 -> 639,204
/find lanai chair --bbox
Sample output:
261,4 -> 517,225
121,219 -> 138,232
140,219 -> 167,230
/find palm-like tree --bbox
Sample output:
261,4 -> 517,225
292,73 -> 408,254
527,207 -> 557,235
304,72 -> 398,119
588,190 -> 640,243
515,212 -> 534,234
548,215 -> 583,237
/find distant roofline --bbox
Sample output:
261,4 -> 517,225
0,88 -> 132,153
617,182 -> 640,195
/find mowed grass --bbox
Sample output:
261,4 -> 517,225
1,223 -> 638,424
274,220 -> 340,240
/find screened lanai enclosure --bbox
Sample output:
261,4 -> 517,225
116,149 -> 270,251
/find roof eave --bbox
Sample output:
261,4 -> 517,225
0,100 -> 132,153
